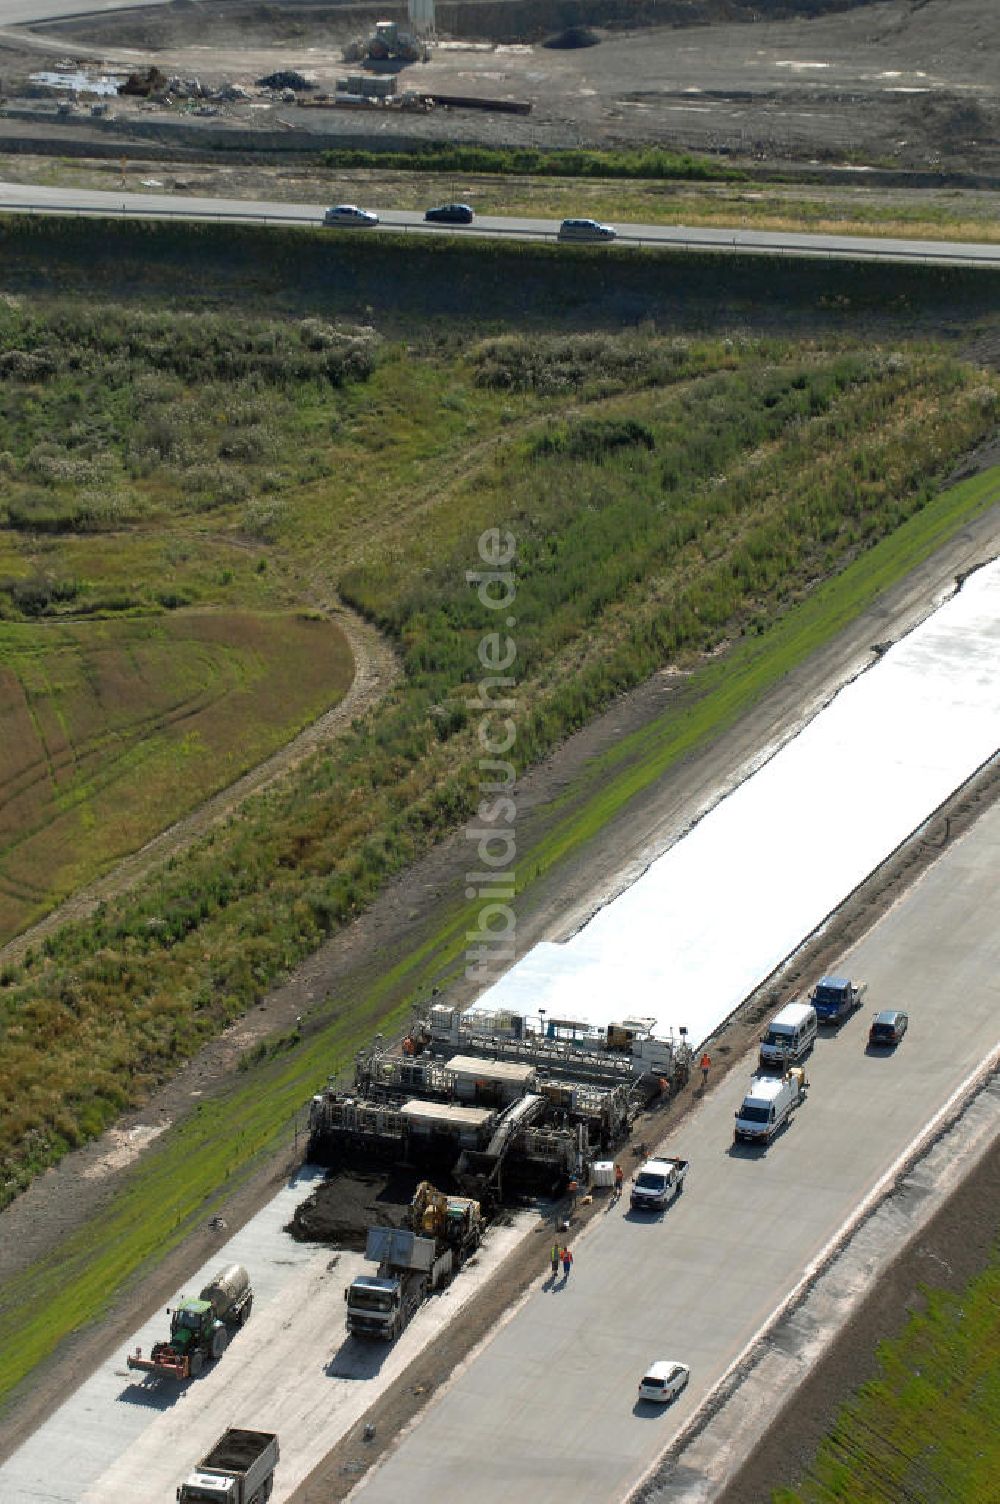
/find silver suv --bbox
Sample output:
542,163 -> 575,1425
324,204 -> 379,227
557,217 -> 616,242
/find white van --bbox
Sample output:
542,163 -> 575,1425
758,1001 -> 817,1069
733,1070 -> 806,1145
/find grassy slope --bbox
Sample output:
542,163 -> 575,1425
0,610 -> 353,936
774,1248 -> 1000,1503
0,462 -> 997,1411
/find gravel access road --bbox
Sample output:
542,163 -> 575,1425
0,0 -> 165,20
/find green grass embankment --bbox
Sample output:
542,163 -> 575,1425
2,215 -> 1000,332
775,1247 -> 1000,1503
1,317 -> 997,1194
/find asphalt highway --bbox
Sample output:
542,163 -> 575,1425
351,793 -> 1000,1504
0,0 -> 160,21
0,180 -> 999,267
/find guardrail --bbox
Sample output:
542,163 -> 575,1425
0,200 -> 998,267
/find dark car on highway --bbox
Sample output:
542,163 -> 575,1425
424,203 -> 474,224
868,1009 -> 908,1047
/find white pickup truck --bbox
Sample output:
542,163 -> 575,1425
630,1156 -> 689,1212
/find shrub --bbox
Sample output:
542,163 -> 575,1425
530,419 -> 656,461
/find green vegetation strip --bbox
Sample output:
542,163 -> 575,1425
775,1246 -> 1000,1503
319,143 -> 743,182
1,464 -> 996,1410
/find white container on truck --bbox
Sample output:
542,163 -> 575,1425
733,1069 -> 807,1145
129,1263 -> 252,1379
758,1002 -> 817,1069
177,1428 -> 278,1504
630,1156 -> 688,1212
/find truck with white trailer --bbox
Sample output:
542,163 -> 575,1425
176,1428 -> 278,1504
128,1262 -> 252,1379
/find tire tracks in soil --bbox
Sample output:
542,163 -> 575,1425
0,599 -> 400,970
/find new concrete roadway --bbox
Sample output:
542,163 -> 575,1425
0,180 -> 999,268
349,793 -> 1000,1504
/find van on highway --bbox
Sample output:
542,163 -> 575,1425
733,1069 -> 806,1146
758,1001 -> 817,1069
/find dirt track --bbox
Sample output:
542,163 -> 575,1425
0,599 -> 399,971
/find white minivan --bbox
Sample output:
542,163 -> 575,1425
758,1001 -> 817,1069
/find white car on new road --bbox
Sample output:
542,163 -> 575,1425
638,1360 -> 690,1404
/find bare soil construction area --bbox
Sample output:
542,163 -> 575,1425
1,0 -> 997,177
288,1166 -> 435,1250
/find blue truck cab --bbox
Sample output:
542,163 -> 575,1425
810,975 -> 865,1025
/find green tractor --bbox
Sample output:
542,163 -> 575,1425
127,1263 -> 252,1379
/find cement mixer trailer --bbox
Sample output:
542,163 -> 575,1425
128,1262 -> 252,1379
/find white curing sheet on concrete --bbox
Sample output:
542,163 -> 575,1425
468,559 -> 1000,1046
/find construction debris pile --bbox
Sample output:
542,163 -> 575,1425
256,69 -> 315,91
288,1166 -> 430,1249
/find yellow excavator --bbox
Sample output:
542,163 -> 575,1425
409,1181 -> 483,1263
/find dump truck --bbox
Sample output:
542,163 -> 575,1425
810,975 -> 867,1025
345,1226 -> 455,1341
177,1428 -> 278,1504
128,1262 -> 252,1379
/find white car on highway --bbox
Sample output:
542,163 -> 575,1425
638,1359 -> 690,1404
324,204 -> 379,227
